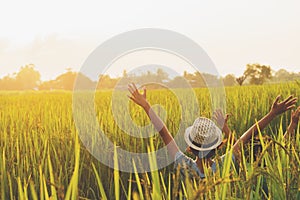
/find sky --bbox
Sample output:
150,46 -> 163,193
0,0 -> 299,80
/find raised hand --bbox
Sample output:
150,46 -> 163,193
286,106 -> 300,135
127,83 -> 148,108
213,109 -> 229,130
233,95 -> 297,162
213,109 -> 235,142
270,95 -> 297,116
127,82 -> 179,158
290,106 -> 300,126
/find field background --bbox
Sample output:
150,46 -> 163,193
0,82 -> 299,199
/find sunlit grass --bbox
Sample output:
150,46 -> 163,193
0,82 -> 299,199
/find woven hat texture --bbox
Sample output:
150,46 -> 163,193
184,117 -> 222,151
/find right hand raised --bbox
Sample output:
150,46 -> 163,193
213,109 -> 232,139
127,83 -> 149,108
270,95 -> 297,116
213,109 -> 229,129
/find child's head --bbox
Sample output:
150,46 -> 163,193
184,117 -> 223,159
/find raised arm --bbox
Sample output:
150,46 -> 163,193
213,109 -> 236,144
285,106 -> 300,138
233,95 -> 297,161
128,83 -> 179,159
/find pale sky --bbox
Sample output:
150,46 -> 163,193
0,0 -> 299,80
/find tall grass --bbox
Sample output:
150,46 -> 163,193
0,82 -> 299,199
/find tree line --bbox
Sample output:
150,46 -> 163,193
0,63 -> 299,90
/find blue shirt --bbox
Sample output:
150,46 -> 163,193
174,151 -> 236,180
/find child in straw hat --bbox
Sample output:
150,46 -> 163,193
128,83 -> 299,180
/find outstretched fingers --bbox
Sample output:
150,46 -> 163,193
213,109 -> 229,127
286,105 -> 296,110
131,82 -> 138,91
284,96 -> 297,111
283,95 -> 293,103
285,97 -> 297,106
273,95 -> 281,106
127,83 -> 149,107
127,94 -> 135,102
214,109 -> 222,117
292,109 -> 298,118
296,106 -> 300,114
128,84 -> 135,95
293,106 -> 300,118
128,83 -> 139,96
290,106 -> 300,127
212,110 -> 220,120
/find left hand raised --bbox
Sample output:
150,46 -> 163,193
127,83 -> 148,108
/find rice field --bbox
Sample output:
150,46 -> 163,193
0,82 -> 299,199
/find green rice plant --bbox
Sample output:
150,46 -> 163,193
65,134 -> 80,200
114,144 -> 120,200
0,82 -> 299,199
92,163 -> 107,200
147,137 -> 161,199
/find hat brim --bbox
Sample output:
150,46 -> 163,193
184,126 -> 222,151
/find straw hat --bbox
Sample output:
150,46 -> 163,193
184,117 -> 222,151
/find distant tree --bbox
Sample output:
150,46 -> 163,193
122,70 -> 128,78
15,64 -> 41,90
275,69 -> 290,77
236,75 -> 247,86
137,71 -> 156,84
134,68 -> 169,86
38,80 -> 56,90
116,70 -> 132,89
223,74 -> 237,86
167,76 -> 188,88
193,71 -> 206,87
275,69 -> 300,83
201,73 -> 219,87
183,70 -> 192,80
156,68 -> 169,83
55,71 -> 77,90
73,73 -> 96,90
183,71 -> 188,78
131,70 -> 154,89
181,71 -> 219,88
0,75 -> 17,90
243,63 -> 272,85
0,65 -> 40,90
98,74 -> 118,89
273,69 -> 300,82
182,71 -> 196,86
38,72 -> 95,90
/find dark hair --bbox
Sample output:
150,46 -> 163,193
189,147 -> 216,159
190,140 -> 225,159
